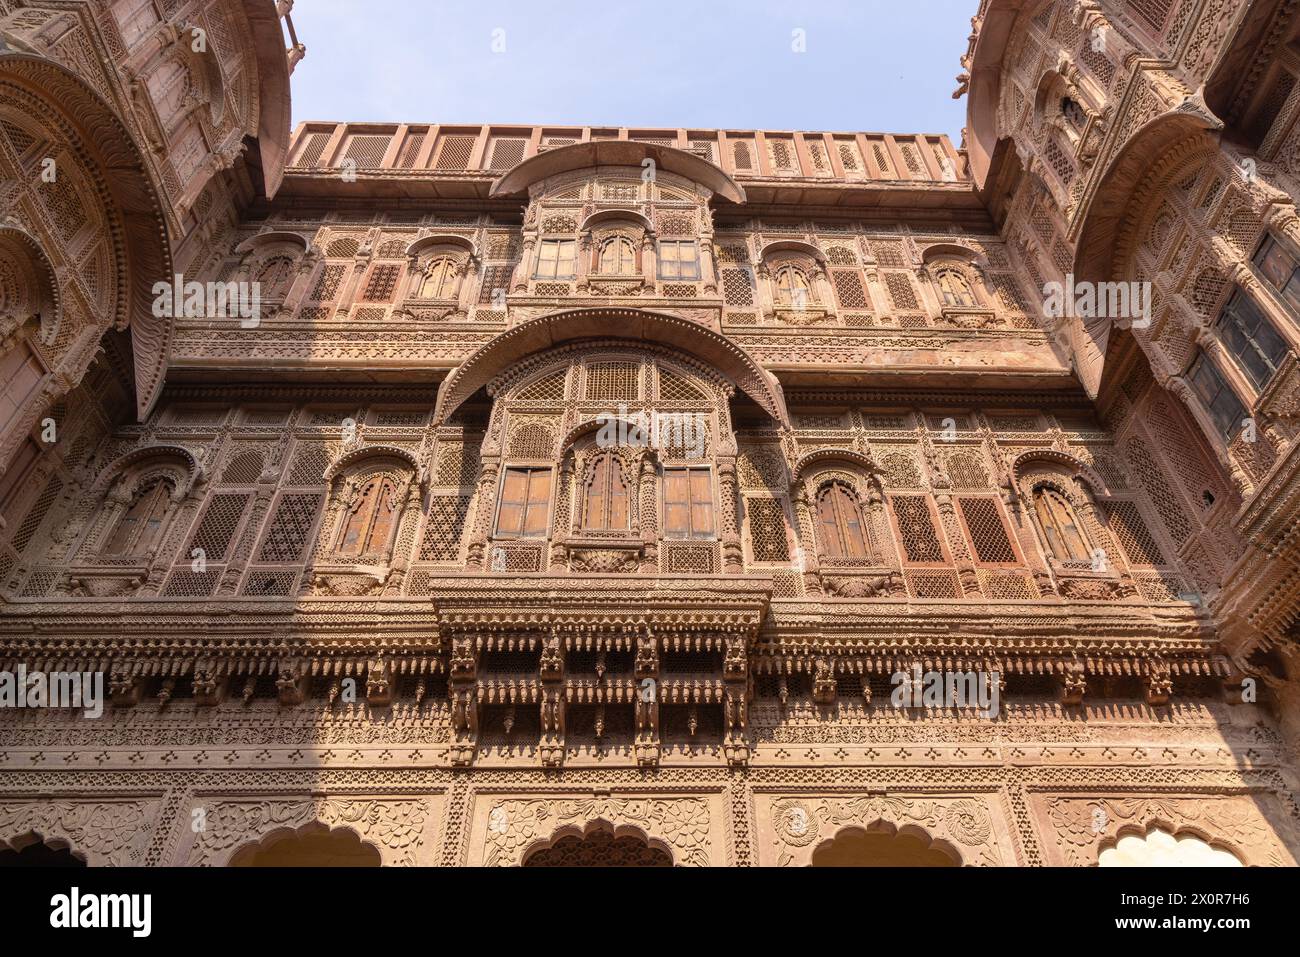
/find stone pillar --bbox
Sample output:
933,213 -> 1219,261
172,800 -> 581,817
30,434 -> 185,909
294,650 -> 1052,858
465,458 -> 500,570
383,481 -> 423,595
641,232 -> 657,290
700,236 -> 718,295
638,454 -> 658,572
717,459 -> 744,574
538,632 -> 564,767
511,235 -> 535,293
791,487 -> 823,595
457,256 -> 480,314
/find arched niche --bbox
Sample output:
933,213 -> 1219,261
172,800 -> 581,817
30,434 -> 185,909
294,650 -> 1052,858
791,449 -> 882,486
234,230 -> 311,260
94,444 -> 204,501
919,241 -> 985,270
810,824 -> 961,867
0,223 -> 61,346
758,239 -> 826,266
520,820 -> 674,867
580,208 -> 654,234
1011,448 -> 1109,500
228,824 -> 382,867
1098,826 -> 1244,867
0,833 -> 87,868
403,236 -> 476,303
233,231 -> 311,303
309,446 -> 424,593
404,234 -> 477,260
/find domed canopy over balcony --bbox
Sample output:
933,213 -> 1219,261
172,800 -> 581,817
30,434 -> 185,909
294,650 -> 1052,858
433,307 -> 787,426
490,140 -> 747,204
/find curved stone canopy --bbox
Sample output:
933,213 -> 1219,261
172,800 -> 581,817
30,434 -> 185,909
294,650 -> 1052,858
490,140 -> 747,204
1071,111 -> 1221,396
964,0 -> 1030,190
242,0 -> 293,198
0,51 -> 173,420
433,308 -> 788,426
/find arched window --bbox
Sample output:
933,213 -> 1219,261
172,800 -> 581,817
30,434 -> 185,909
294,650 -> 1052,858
774,264 -> 811,307
337,474 -> 399,555
934,265 -> 979,308
419,257 -> 458,299
1032,485 -> 1090,561
105,480 -> 170,557
1061,97 -> 1087,131
816,482 -> 869,559
598,237 -> 637,275
583,451 -> 630,531
255,256 -> 295,300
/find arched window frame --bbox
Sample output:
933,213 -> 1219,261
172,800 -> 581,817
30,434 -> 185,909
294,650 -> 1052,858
580,447 -> 634,532
416,255 -> 461,300
317,449 -> 422,566
103,477 -> 174,558
814,479 -> 871,560
83,447 -> 203,563
596,235 -> 638,276
931,261 -> 981,308
772,262 -> 814,308
252,254 -> 296,301
1030,481 -> 1092,563
334,471 -> 403,557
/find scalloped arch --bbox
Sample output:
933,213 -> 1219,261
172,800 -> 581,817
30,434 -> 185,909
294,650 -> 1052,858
0,223 -> 62,344
810,822 -> 962,867
405,234 -> 477,259
759,239 -> 826,264
520,818 -> 675,866
235,230 -> 311,256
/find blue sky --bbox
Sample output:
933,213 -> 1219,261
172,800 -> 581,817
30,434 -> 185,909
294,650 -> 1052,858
288,0 -> 973,140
